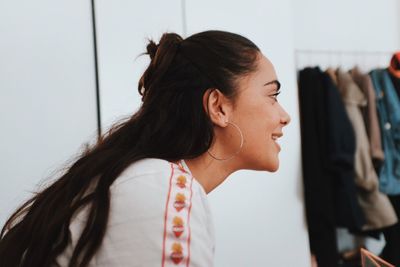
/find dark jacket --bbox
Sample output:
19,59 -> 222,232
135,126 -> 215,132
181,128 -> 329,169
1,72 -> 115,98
298,67 -> 366,267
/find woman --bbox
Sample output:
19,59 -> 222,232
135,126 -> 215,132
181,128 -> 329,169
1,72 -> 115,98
0,30 -> 290,266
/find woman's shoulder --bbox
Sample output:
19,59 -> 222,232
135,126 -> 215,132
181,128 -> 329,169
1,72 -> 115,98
108,157 -> 211,229
117,158 -> 172,180
111,158 -> 178,186
110,158 -> 198,210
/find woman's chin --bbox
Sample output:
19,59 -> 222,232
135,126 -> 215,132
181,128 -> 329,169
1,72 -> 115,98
264,159 -> 279,172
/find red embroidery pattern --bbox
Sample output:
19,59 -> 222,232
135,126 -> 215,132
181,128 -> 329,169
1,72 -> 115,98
162,163 -> 194,267
170,243 -> 184,264
172,216 -> 184,238
173,193 -> 186,212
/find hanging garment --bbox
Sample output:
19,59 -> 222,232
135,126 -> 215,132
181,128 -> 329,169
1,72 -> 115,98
299,67 -> 338,267
298,67 -> 365,267
370,69 -> 400,195
56,158 -> 215,267
350,67 -> 385,170
389,72 -> 400,98
388,52 -> 400,99
380,195 -> 400,266
323,71 -> 366,232
326,67 -> 338,85
336,68 -> 397,230
388,52 -> 400,76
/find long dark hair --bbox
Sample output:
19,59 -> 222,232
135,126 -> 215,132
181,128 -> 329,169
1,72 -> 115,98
0,30 -> 259,267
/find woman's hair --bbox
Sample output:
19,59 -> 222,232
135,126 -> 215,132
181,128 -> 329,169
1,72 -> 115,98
0,30 -> 260,267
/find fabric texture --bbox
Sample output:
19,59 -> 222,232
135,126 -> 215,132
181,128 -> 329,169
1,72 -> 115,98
56,158 -> 215,267
381,195 -> 400,266
298,67 -> 365,267
336,68 -> 397,230
350,67 -> 385,168
370,69 -> 400,195
389,71 -> 400,100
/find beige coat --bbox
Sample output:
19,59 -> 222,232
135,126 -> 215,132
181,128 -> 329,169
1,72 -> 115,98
350,67 -> 385,165
336,68 -> 397,230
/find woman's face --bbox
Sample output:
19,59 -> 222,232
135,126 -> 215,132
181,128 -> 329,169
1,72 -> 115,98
231,53 -> 290,171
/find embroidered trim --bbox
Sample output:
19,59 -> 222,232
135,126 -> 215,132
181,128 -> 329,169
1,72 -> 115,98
162,163 -> 194,266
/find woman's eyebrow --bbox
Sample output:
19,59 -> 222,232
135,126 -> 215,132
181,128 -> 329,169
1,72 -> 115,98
264,80 -> 281,90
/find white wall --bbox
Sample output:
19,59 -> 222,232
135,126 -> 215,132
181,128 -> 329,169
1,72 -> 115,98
0,0 -> 98,226
95,1 -> 310,266
293,0 -> 399,51
94,0 -> 184,129
292,0 -> 400,70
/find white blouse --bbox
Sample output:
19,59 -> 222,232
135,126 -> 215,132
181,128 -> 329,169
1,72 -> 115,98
56,158 -> 215,266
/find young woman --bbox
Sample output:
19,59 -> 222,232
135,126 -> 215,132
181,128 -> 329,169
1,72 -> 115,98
0,30 -> 290,266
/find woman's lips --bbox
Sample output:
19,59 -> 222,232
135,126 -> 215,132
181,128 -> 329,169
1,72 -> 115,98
271,133 -> 282,151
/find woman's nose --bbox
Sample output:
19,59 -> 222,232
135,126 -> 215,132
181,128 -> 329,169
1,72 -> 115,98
280,108 -> 291,126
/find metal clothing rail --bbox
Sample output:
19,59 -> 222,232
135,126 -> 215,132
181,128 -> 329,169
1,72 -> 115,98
294,49 -> 395,71
295,49 -> 393,55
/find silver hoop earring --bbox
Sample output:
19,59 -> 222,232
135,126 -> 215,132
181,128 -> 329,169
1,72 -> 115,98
207,121 -> 244,161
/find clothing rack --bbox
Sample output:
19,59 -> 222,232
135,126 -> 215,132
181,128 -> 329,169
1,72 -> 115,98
294,49 -> 394,72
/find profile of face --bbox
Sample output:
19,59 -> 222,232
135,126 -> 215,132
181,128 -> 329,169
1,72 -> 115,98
207,53 -> 291,172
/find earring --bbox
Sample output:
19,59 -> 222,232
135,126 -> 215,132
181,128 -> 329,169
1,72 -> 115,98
207,121 -> 244,161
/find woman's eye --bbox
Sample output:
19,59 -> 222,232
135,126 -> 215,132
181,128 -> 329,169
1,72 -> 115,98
269,91 -> 281,102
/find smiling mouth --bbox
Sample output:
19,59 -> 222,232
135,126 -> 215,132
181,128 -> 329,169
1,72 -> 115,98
271,133 -> 283,150
271,133 -> 283,141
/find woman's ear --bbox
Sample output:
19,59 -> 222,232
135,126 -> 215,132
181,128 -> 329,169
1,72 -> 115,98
203,88 -> 232,127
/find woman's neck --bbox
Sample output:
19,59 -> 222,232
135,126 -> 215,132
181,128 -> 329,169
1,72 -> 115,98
184,154 -> 238,194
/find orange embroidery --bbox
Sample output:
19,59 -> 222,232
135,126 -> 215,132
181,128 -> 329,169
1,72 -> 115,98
170,243 -> 184,264
162,163 -> 194,267
176,175 -> 187,188
174,193 -> 186,212
172,216 -> 184,238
